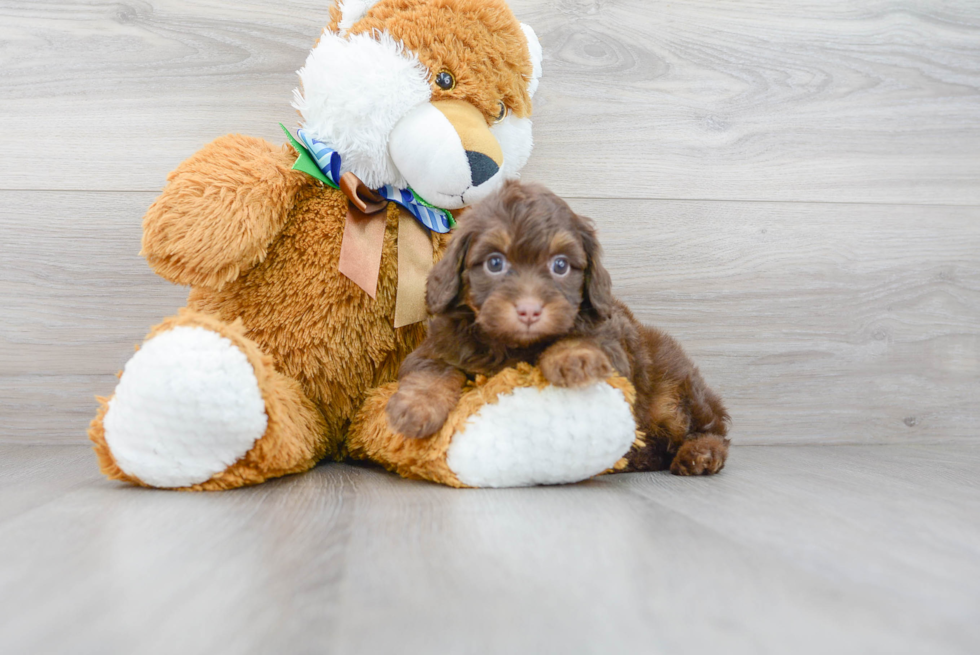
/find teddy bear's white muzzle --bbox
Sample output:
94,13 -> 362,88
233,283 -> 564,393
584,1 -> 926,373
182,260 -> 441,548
389,100 -> 507,209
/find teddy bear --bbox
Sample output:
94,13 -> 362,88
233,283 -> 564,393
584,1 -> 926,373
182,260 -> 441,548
89,0 -> 641,490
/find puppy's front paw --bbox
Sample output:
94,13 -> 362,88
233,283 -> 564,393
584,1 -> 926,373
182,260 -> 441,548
386,388 -> 450,439
539,342 -> 613,388
670,435 -> 729,476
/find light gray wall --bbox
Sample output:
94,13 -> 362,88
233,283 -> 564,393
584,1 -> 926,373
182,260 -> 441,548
2,0 -> 978,444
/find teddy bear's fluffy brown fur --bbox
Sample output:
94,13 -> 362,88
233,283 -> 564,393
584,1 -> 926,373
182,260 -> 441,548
333,0 -> 534,122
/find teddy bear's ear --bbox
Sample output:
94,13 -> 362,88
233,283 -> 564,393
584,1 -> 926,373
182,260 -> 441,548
336,0 -> 381,35
520,23 -> 543,98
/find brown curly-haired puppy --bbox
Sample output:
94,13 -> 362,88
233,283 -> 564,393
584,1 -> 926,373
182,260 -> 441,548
386,181 -> 730,475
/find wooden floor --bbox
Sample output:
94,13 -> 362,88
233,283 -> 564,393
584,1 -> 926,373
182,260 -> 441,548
2,1 -> 980,652
0,443 -> 978,654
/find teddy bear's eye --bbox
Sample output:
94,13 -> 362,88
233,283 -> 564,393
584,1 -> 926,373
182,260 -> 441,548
435,70 -> 456,91
494,101 -> 508,123
485,253 -> 508,274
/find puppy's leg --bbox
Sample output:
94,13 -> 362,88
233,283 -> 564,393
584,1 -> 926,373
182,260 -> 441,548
629,375 -> 730,475
627,380 -> 729,475
625,326 -> 730,475
538,338 -> 614,388
386,363 -> 466,439
671,370 -> 730,475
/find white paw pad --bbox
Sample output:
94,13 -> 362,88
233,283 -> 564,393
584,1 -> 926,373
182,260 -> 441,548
446,383 -> 636,488
103,326 -> 268,488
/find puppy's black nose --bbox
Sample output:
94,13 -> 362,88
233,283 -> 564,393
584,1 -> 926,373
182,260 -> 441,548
466,151 -> 499,187
515,300 -> 543,327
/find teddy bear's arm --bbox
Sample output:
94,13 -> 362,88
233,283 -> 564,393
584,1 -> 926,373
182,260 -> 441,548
141,134 -> 311,290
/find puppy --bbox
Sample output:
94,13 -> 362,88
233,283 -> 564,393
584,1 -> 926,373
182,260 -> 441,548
386,181 -> 730,475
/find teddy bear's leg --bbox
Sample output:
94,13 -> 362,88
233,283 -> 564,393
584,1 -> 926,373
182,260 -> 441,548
89,309 -> 329,490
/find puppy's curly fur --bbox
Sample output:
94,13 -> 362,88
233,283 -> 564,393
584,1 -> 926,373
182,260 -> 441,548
386,181 -> 730,475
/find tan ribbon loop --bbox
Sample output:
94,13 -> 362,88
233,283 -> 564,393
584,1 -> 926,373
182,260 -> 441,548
394,207 -> 434,328
338,173 -> 387,299
339,171 -> 386,213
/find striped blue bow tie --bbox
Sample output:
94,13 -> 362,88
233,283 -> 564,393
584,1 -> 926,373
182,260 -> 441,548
279,123 -> 455,234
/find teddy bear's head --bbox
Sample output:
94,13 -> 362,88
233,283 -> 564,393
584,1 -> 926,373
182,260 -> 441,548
293,0 -> 542,210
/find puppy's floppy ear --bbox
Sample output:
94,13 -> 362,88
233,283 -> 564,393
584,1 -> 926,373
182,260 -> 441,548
578,216 -> 614,320
426,227 -> 474,314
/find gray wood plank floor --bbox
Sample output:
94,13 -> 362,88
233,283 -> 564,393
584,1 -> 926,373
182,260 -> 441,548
1,444 -> 978,655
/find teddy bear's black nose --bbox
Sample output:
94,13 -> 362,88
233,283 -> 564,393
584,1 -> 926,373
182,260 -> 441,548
466,151 -> 500,187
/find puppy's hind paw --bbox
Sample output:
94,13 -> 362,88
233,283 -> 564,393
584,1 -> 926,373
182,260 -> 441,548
670,435 -> 729,476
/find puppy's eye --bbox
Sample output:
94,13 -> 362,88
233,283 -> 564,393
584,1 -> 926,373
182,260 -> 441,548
550,256 -> 570,277
435,70 -> 456,91
484,253 -> 508,274
494,101 -> 508,123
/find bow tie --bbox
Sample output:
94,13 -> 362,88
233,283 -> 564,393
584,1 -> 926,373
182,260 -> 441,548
280,123 -> 451,327
280,123 -> 455,234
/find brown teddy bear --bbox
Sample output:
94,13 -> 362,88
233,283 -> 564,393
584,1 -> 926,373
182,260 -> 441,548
89,0 -> 641,490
